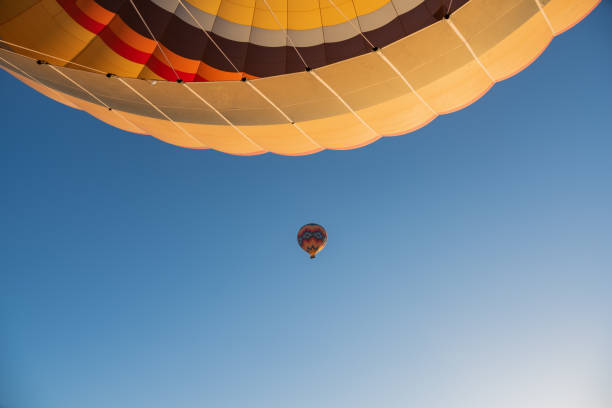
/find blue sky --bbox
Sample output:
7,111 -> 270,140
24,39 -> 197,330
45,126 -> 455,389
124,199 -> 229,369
1,4 -> 611,408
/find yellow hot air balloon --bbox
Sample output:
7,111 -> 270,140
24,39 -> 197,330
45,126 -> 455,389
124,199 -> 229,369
0,0 -> 600,155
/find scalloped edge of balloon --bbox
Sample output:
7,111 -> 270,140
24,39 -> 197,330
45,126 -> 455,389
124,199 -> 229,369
242,0 -> 603,157
175,0 -> 602,157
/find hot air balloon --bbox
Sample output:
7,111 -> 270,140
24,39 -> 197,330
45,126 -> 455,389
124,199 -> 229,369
0,0 -> 600,155
298,224 -> 327,259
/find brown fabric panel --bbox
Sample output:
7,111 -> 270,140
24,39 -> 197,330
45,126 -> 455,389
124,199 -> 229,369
85,0 -> 473,78
365,17 -> 406,48
398,3 -> 439,35
203,32 -> 249,73
450,0 -> 471,13
95,0 -> 125,13
114,0 -> 173,40
242,43 -> 328,76
323,36 -> 371,66
294,44 -> 328,70
160,15 -> 210,61
242,42 -> 288,77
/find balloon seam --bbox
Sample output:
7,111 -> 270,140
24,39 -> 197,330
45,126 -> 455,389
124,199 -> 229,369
309,70 -> 379,137
246,81 -> 323,148
176,0 -> 242,74
445,19 -> 495,82
128,0 -> 181,81
376,50 -> 438,116
327,0 -> 376,49
533,0 -> 556,34
117,77 -> 207,147
46,66 -> 145,132
181,83 -> 266,152
0,39 -> 107,74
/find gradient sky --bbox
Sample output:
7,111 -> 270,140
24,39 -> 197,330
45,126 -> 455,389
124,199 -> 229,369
1,4 -> 611,408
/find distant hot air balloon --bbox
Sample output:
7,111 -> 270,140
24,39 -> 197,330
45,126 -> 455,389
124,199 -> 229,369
298,224 -> 327,259
0,0 -> 600,155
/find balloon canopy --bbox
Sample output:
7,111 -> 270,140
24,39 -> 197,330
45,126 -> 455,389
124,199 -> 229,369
298,224 -> 327,259
0,0 -> 600,155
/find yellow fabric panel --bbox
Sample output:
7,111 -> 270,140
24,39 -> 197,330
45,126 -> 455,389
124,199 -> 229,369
189,80 -> 287,125
7,66 -> 147,134
215,0 -> 256,27
50,64 -> 164,118
382,21 -> 493,114
355,93 -> 436,136
252,0 -> 287,30
451,0 -> 536,57
179,122 -> 262,154
479,12 -> 552,81
183,0 -> 223,15
287,0 -> 322,30
320,0 -> 359,27
0,49 -> 113,108
121,78 -> 225,125
452,0 -> 551,81
120,75 -> 263,153
315,52 -> 401,111
237,123 -> 322,155
64,94 -> 147,134
244,69 -> 377,147
313,51 -> 435,134
450,0 -> 527,44
210,0 -> 393,30
418,59 -> 493,114
544,0 -> 601,34
5,60 -> 299,154
71,36 -> 146,78
52,3 -> 97,43
0,0 -> 95,65
119,111 -> 207,148
252,71 -> 347,123
0,0 -> 41,25
296,112 -> 378,149
382,21 -> 465,89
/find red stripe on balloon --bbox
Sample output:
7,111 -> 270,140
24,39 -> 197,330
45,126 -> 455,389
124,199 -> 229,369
97,27 -> 152,64
56,0 -> 106,34
193,74 -> 209,82
145,56 -> 197,82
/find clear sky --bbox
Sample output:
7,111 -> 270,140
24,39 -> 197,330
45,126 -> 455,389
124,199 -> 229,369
1,4 -> 611,408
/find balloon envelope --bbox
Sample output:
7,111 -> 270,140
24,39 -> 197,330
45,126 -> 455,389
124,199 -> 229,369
297,224 -> 328,259
0,0 -> 601,155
